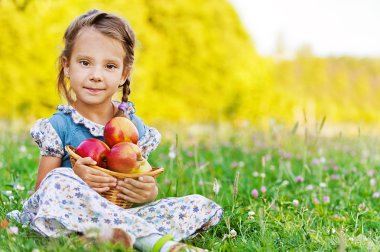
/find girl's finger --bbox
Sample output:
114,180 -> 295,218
122,177 -> 155,190
88,181 -> 113,189
87,167 -> 116,179
93,187 -> 110,193
117,183 -> 146,196
88,173 -> 117,184
117,193 -> 140,203
76,157 -> 97,166
117,186 -> 143,201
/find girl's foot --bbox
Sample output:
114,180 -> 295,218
151,234 -> 206,252
160,241 -> 206,252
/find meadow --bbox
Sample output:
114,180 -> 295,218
0,123 -> 379,251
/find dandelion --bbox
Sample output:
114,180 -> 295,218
251,189 -> 259,198
293,199 -> 299,207
373,192 -> 380,199
213,179 -> 220,195
260,186 -> 267,194
323,195 -> 330,204
295,176 -> 304,183
8,226 -> 18,235
281,180 -> 289,187
248,211 -> 255,219
314,198 -> 320,204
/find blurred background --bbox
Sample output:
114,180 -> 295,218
1,0 -> 380,135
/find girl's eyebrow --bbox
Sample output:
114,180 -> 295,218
75,54 -> 122,63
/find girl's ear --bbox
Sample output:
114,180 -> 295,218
62,56 -> 70,75
121,68 -> 130,83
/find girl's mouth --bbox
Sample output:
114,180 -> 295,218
85,87 -> 104,94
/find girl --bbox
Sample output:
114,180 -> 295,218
7,9 -> 223,252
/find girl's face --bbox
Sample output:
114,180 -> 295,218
63,27 -> 129,106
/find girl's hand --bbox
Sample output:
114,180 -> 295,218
73,157 -> 117,193
116,176 -> 158,204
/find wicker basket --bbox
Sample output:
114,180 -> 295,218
65,145 -> 164,209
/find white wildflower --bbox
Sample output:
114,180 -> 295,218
252,171 -> 259,177
319,182 -> 327,188
293,199 -> 299,207
14,184 -> 25,191
213,179 -> 220,195
281,180 -> 289,187
370,178 -> 376,187
19,145 -> 27,154
229,229 -> 237,238
248,211 -> 255,219
8,226 -> 19,235
4,190 -> 13,196
168,145 -> 176,160
306,184 -> 314,191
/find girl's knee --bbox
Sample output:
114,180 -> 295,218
184,194 -> 211,203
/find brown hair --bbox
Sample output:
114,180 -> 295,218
57,9 -> 135,117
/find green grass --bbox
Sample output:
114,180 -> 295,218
1,125 -> 380,251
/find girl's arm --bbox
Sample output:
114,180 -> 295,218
35,156 -> 62,190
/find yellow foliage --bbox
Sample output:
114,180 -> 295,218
1,0 -> 380,127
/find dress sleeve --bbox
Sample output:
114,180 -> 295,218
137,126 -> 161,159
30,118 -> 64,158
131,114 -> 161,159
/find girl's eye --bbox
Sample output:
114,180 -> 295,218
106,64 -> 117,70
79,60 -> 89,66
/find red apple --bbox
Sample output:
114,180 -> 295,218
75,138 -> 110,168
104,117 -> 139,147
107,142 -> 144,173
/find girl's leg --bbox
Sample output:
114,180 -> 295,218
7,167 -> 163,246
129,194 -> 224,241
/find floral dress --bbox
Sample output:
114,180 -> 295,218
6,101 -> 223,245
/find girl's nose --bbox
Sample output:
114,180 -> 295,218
89,66 -> 103,82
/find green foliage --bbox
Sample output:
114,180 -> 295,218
1,126 -> 380,251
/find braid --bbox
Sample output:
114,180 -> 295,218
114,77 -> 131,117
